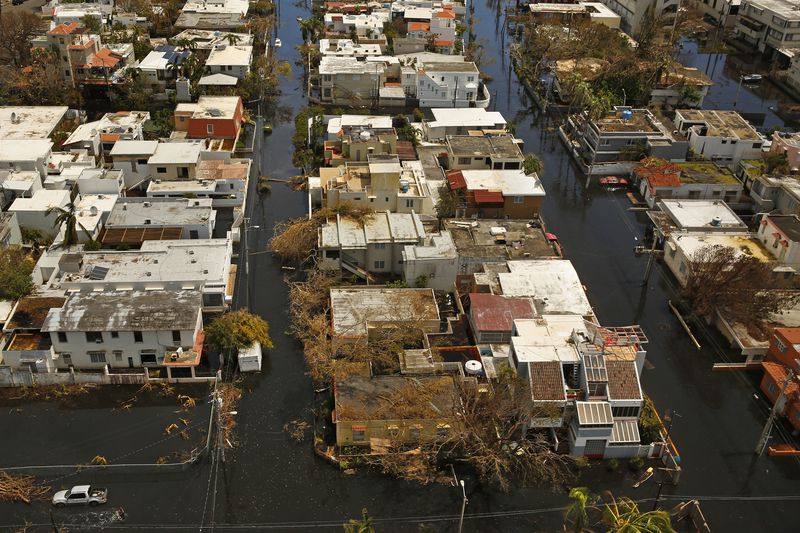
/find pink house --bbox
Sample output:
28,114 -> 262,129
770,131 -> 800,171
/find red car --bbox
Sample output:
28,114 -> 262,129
599,176 -> 629,186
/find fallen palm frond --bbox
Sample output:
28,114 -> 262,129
284,419 -> 310,442
164,423 -> 179,435
217,382 -> 243,448
90,455 -> 108,466
4,384 -> 92,402
0,471 -> 49,504
178,394 -> 197,409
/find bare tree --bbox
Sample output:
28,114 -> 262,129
683,244 -> 800,324
0,11 -> 43,66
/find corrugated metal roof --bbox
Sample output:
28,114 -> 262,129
576,401 -> 613,426
473,190 -> 504,204
584,353 -> 608,382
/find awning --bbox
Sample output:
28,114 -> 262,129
610,418 -> 640,444
473,190 -> 504,204
576,401 -> 613,426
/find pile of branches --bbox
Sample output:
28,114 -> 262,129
0,471 -> 49,504
271,204 -> 374,264
218,382 -> 242,448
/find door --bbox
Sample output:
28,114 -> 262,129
584,439 -> 607,459
189,230 -> 199,239
67,492 -> 86,505
128,357 -> 134,368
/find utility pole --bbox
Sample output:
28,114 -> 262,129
450,465 -> 468,533
755,367 -> 796,455
733,75 -> 743,108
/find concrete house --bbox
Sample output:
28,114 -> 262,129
421,108 -> 507,140
318,210 -> 427,277
445,168 -> 546,219
323,120 -> 398,166
102,197 -> 216,245
148,157 -> 250,209
109,140 -> 159,190
329,287 -> 440,342
404,57 -> 490,108
137,45 -> 191,88
318,56 -> 387,106
8,189 -> 71,238
76,168 -> 125,196
49,238 -> 234,311
635,160 -> 744,208
468,293 -> 535,343
0,213 -> 23,246
735,0 -> 800,56
446,134 -> 524,171
174,96 -> 245,143
595,0 -> 679,37
0,106 -> 71,141
333,374 -> 459,446
0,296 -> 66,374
203,44 -> 253,80
756,214 -> 800,271
42,290 -> 205,375
147,142 -> 202,181
768,131 -> 800,171
62,111 -> 150,156
675,109 -> 765,167
564,106 -> 688,176
760,361 -> 800,432
0,140 -> 53,179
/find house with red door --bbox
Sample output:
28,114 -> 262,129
174,96 -> 244,148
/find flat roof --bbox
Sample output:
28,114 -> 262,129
42,290 -> 202,332
458,169 -> 545,197
319,56 -> 383,75
671,233 -> 773,263
204,45 -> 252,66
498,260 -> 593,316
0,139 -> 53,161
0,106 -> 69,140
148,142 -> 202,165
320,211 -> 425,248
676,109 -> 761,140
109,140 -> 159,156
176,96 -> 241,119
595,108 -> 660,134
428,108 -> 506,128
63,112 -> 150,146
447,134 -> 521,158
106,198 -> 214,227
402,231 -> 458,261
744,0 -> 800,19
424,62 -> 478,73
59,238 -> 231,286
766,215 -> 800,242
196,158 -> 251,180
9,189 -> 70,213
5,296 -> 66,331
445,219 -> 558,260
330,287 -> 439,337
198,73 -> 240,86
555,58 -> 609,82
659,199 -> 746,230
148,180 -> 217,193
75,194 -> 118,232
470,293 -> 535,332
334,374 -> 456,421
170,29 -> 253,50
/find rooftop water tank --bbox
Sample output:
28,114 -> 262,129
360,130 -> 371,141
399,179 -> 409,193
710,216 -> 722,227
621,110 -> 633,121
465,360 -> 483,375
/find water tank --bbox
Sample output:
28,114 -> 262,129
710,216 -> 722,227
89,205 -> 98,216
465,360 -> 483,375
360,130 -> 371,141
399,179 -> 409,193
621,110 -> 633,121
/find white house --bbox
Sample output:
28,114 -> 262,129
756,214 -> 800,271
104,197 -> 216,241
76,168 -> 125,196
41,289 -> 205,374
8,189 -> 71,238
0,140 -> 53,179
204,44 -> 253,80
109,140 -> 159,190
402,56 -> 489,108
62,111 -> 150,156
147,157 -> 250,209
50,238 -> 234,311
422,108 -> 507,140
674,109 -> 766,168
137,45 -> 191,88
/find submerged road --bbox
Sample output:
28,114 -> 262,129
1,1 -> 799,531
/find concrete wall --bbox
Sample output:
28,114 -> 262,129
335,417 -> 454,446
403,254 -> 459,290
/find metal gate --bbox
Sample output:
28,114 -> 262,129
584,439 -> 606,458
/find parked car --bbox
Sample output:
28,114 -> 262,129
598,176 -> 629,186
742,74 -> 763,84
52,485 -> 108,507
274,38 -> 282,48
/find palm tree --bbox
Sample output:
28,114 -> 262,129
600,492 -> 676,533
226,33 -> 241,45
342,508 -> 374,533
564,487 -> 597,533
48,202 -> 90,248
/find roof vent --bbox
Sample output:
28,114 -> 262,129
710,216 -> 722,227
191,259 -> 197,263
143,202 -> 151,207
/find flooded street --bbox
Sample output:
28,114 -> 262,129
1,0 -> 799,531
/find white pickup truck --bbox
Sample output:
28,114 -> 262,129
52,485 -> 108,507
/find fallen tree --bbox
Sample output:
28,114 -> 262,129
0,471 -> 49,504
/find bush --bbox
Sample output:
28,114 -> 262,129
414,274 -> 428,288
84,240 -> 102,251
628,456 -> 644,472
638,396 -> 662,445
574,456 -> 590,469
605,458 -> 619,472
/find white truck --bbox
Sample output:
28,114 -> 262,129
52,485 -> 108,507
238,341 -> 262,372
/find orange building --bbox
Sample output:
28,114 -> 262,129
174,96 -> 244,142
766,327 -> 800,369
760,361 -> 800,432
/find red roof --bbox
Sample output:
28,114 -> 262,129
408,22 -> 430,31
645,173 -> 681,188
49,21 -> 81,35
469,293 -> 535,333
446,170 -> 466,189
434,40 -> 454,46
435,8 -> 456,18
100,133 -> 120,142
88,48 -> 121,68
473,190 -> 504,204
776,327 -> 800,344
762,362 -> 800,397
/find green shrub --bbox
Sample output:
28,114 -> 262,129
605,458 -> 619,472
628,456 -> 644,472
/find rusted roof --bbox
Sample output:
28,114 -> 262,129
89,49 -> 121,68
530,361 -> 566,401
606,360 -> 641,401
473,190 -> 504,204
469,293 -> 534,332
762,362 -> 800,397
435,8 -> 456,18
395,140 -> 417,161
446,169 -> 466,189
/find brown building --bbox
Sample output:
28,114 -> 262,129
446,168 -> 546,219
333,374 -> 459,446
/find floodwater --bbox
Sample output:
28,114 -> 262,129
1,0 -> 799,531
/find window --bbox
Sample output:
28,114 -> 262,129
374,260 -> 385,269
775,336 -> 787,352
767,381 -> 777,395
89,351 -> 106,364
207,124 -> 214,135
753,142 -> 762,149
730,139 -> 737,145
374,243 -> 386,249
773,15 -> 788,27
156,167 -> 167,174
405,199 -> 414,208
172,330 -> 182,343
86,331 -> 103,343
612,406 -> 639,418
458,157 -> 471,165
111,331 -> 119,339
351,425 -> 366,442
134,331 -> 143,343
436,424 -> 450,438
57,332 -> 68,343
721,139 -> 727,144
514,196 -> 524,204
679,262 -> 687,274
114,351 -> 123,361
